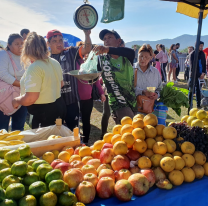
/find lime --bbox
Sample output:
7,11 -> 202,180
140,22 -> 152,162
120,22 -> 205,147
58,192 -> 77,206
11,161 -> 28,177
5,183 -> 25,200
0,148 -> 11,159
22,172 -> 39,186
64,182 -> 70,192
4,150 -> 20,164
49,180 -> 65,194
19,195 -> 37,206
2,175 -> 20,190
45,169 -> 63,184
26,165 -> 34,173
39,192 -> 57,206
29,181 -> 47,197
32,160 -> 48,172
0,199 -> 17,206
36,164 -> 53,180
18,145 -> 31,158
0,168 -> 11,182
0,160 -> 10,171
0,187 -> 5,202
27,159 -> 37,167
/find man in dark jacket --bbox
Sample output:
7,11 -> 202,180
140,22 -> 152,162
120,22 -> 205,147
189,41 -> 206,108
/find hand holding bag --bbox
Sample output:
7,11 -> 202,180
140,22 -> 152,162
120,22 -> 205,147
0,51 -> 21,116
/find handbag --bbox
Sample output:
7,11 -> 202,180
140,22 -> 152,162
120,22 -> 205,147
134,68 -> 155,114
0,51 -> 21,116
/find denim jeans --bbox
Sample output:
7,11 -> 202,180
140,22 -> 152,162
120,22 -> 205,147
0,106 -> 27,131
188,79 -> 201,108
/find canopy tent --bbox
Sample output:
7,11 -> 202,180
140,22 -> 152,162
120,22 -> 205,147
161,0 -> 208,111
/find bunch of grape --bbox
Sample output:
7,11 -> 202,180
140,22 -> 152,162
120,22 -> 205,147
170,123 -> 208,160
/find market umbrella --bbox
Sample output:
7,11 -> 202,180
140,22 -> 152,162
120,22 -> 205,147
161,0 -> 208,111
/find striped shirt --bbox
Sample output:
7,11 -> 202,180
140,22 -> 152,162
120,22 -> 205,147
134,63 -> 162,97
51,47 -> 80,105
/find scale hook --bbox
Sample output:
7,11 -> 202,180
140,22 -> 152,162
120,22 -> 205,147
84,0 -> 90,4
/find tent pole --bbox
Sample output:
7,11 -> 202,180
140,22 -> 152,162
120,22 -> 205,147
188,4 -> 204,112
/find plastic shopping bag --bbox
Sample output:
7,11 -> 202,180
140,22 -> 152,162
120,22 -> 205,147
152,102 -> 168,126
101,0 -> 125,23
79,51 -> 98,74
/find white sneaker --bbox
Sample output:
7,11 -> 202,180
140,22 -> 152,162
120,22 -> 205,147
174,81 -> 178,84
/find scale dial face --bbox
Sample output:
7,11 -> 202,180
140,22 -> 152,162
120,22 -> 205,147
74,5 -> 98,30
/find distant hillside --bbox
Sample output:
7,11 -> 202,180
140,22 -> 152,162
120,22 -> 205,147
0,40 -> 7,48
126,34 -> 208,50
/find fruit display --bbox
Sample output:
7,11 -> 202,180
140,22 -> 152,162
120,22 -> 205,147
0,130 -> 25,146
0,145 -> 82,206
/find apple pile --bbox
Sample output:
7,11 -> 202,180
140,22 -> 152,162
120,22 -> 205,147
48,113 -> 208,204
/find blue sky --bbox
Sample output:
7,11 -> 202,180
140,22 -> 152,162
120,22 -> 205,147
0,0 -> 208,44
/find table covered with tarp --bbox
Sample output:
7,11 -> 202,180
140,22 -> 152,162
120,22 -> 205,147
89,176 -> 208,206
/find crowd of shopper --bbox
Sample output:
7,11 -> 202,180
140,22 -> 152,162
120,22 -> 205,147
0,27 -> 207,144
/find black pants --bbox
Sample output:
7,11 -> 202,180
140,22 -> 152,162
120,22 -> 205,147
101,95 -> 111,136
176,64 -> 180,77
188,79 -> 201,108
27,97 -> 67,129
161,62 -> 167,82
65,102 -> 79,131
80,98 -> 93,143
184,67 -> 190,81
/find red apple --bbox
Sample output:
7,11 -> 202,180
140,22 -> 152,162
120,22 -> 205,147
84,173 -> 99,187
81,165 -> 97,176
96,177 -> 115,198
102,143 -> 113,150
70,160 -> 84,169
128,173 -> 149,196
98,169 -> 115,181
130,166 -> 140,174
115,169 -> 131,181
114,179 -> 133,201
51,159 -> 64,169
86,159 -> 101,169
91,150 -> 101,159
97,164 -> 112,174
126,149 -> 141,161
100,148 -> 115,164
140,169 -> 156,187
54,162 -> 72,175
111,155 -> 130,171
74,146 -> 82,155
75,181 -> 96,204
64,168 -> 83,189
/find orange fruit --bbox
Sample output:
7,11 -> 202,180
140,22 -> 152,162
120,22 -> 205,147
133,114 -> 145,120
121,117 -> 132,126
121,124 -> 134,135
146,138 -> 156,149
181,142 -> 195,154
133,139 -> 147,153
153,142 -> 167,155
79,146 -> 91,158
82,156 -> 93,165
160,157 -> 175,172
93,140 -> 105,151
143,114 -> 158,126
62,147 -> 74,156
132,118 -> 144,129
155,136 -> 164,142
155,125 -> 165,136
138,156 -> 152,169
163,139 -> 176,153
112,125 -> 122,135
58,151 -> 71,163
121,133 -> 135,148
144,125 -> 157,138
143,149 -> 154,158
111,134 -> 122,145
113,141 -> 128,155
69,155 -> 81,163
132,128 -> 145,140
172,151 -> 183,157
103,133 -> 114,143
150,154 -> 163,167
42,152 -> 55,164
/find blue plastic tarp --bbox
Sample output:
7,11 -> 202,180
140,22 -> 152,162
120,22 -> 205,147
89,176 -> 208,206
62,33 -> 81,47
